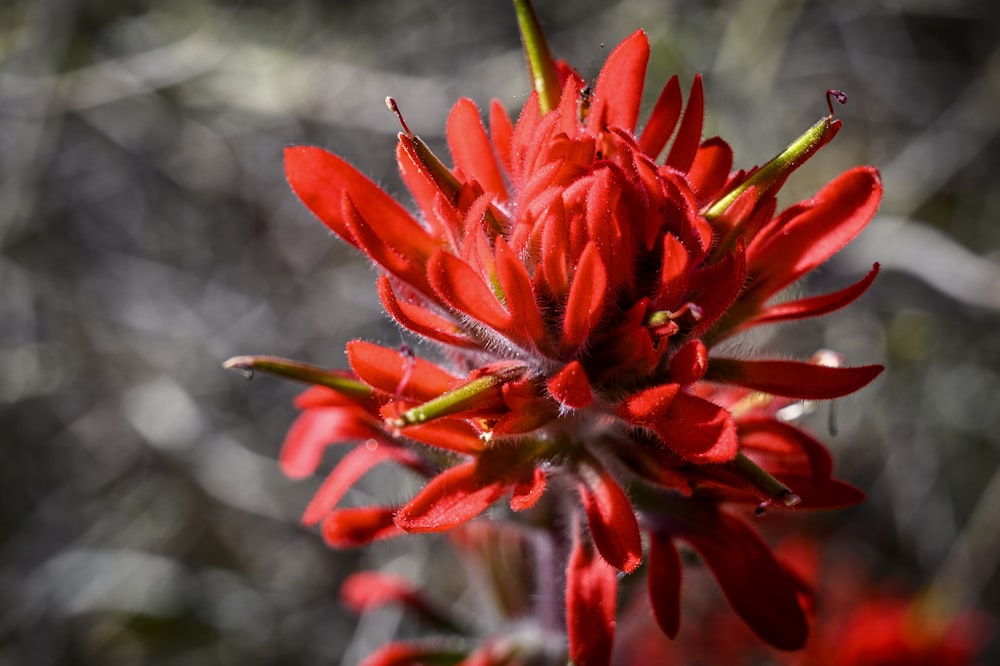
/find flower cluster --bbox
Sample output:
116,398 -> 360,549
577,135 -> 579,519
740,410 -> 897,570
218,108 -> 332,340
227,1 -> 882,663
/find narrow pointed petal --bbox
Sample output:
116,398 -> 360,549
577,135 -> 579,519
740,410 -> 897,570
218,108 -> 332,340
587,29 -> 649,134
494,236 -> 549,351
567,521 -> 618,666
745,263 -> 880,328
748,166 -> 882,298
280,407 -> 383,479
664,75 -> 704,172
401,418 -> 486,455
447,98 -> 508,199
560,242 -> 607,355
377,275 -> 477,348
708,358 -> 883,400
648,532 -> 682,638
322,507 -> 402,547
638,75 -> 682,157
286,146 -> 435,256
427,249 -> 511,332
577,463 -> 643,573
680,511 -> 809,650
341,195 -> 435,294
346,340 -> 459,400
547,360 -> 594,409
302,444 -> 423,527
395,462 -> 508,532
489,100 -> 515,175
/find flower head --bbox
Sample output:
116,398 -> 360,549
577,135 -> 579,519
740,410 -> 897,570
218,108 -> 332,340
227,1 -> 882,662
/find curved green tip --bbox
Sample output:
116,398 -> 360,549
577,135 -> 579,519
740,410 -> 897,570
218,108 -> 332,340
705,115 -> 841,221
513,0 -> 561,114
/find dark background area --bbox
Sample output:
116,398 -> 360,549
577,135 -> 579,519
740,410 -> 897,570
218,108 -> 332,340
2,0 -> 999,663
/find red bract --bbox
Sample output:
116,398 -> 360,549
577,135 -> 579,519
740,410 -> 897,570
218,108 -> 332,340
228,1 -> 883,663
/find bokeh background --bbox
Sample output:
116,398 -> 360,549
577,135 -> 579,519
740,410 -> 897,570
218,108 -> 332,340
3,0 -> 999,663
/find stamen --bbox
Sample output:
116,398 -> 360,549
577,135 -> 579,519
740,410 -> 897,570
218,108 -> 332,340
395,343 -> 416,404
826,89 -> 848,116
386,97 -> 414,137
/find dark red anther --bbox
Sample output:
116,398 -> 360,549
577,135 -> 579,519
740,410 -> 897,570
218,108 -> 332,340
826,89 -> 848,116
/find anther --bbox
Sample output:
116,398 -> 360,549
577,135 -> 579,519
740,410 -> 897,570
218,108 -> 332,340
826,89 -> 848,116
386,97 -> 414,137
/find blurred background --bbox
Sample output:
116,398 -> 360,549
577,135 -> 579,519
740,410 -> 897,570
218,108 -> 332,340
2,0 -> 999,663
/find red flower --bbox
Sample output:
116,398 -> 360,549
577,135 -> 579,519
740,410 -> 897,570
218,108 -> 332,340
227,1 -> 882,662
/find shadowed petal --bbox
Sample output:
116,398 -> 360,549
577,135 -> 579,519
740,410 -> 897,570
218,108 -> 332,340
577,463 -> 642,573
648,531 -> 682,638
567,520 -> 618,666
395,461 -> 509,532
679,510 -> 809,650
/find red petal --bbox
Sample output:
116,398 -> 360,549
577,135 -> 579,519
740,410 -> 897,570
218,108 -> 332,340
285,146 -> 438,261
577,464 -> 643,573
746,262 -> 880,328
396,141 -> 450,245
341,195 -> 434,294
280,407 -> 383,479
395,462 -> 508,532
664,75 -> 704,172
494,379 -> 559,434
510,466 -> 547,511
748,166 -> 882,299
489,100 -> 514,176
322,507 -> 401,547
587,30 -> 649,134
708,358 -> 883,399
618,383 -> 680,424
656,233 -> 689,310
377,275 -> 476,348
687,242 -> 747,338
654,392 -> 738,463
346,340 -> 458,400
638,75 -> 681,157
427,249 -> 511,332
680,510 -> 808,650
494,236 -> 549,351
340,571 -> 420,612
447,98 -> 508,199
688,136 -> 733,205
566,521 -> 618,666
669,339 -> 709,384
648,532 -> 682,638
302,444 -> 423,527
560,242 -> 607,355
547,360 -> 594,409
401,418 -> 486,455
